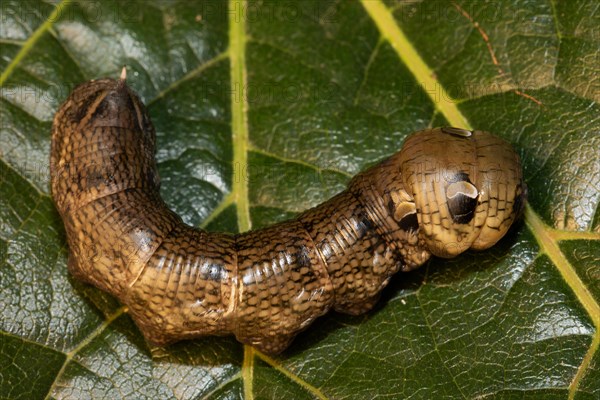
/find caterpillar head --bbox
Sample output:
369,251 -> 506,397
396,127 -> 527,258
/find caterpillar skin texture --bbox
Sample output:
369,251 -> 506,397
50,77 -> 526,354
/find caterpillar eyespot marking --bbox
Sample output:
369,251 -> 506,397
50,72 -> 526,354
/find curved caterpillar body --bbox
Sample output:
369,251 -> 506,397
50,74 -> 526,354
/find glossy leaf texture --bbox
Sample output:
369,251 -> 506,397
1,1 -> 599,399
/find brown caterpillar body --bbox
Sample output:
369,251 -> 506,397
50,75 -> 526,354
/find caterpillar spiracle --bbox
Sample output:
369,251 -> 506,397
50,71 -> 526,354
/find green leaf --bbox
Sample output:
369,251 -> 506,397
1,0 -> 598,399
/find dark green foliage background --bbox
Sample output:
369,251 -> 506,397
1,0 -> 598,399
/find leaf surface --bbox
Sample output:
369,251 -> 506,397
1,1 -> 598,399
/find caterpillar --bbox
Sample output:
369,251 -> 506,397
50,71 -> 526,354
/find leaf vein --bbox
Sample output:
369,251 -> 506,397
0,0 -> 71,87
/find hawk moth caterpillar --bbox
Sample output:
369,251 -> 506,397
50,72 -> 526,354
